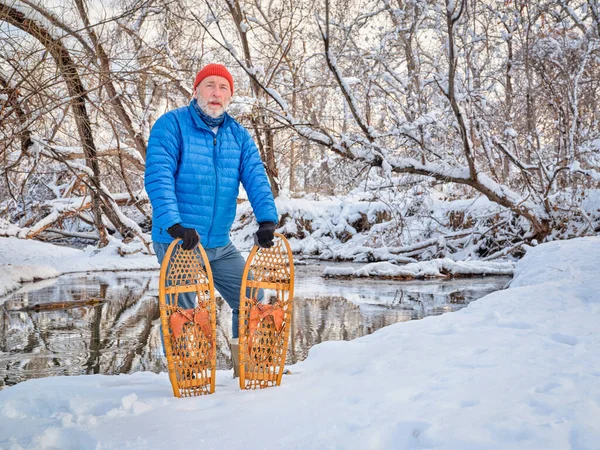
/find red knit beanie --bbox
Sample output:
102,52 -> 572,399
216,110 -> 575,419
193,64 -> 234,94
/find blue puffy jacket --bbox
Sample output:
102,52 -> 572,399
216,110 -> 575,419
144,100 -> 278,248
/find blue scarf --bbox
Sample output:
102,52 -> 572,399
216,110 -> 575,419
192,99 -> 225,129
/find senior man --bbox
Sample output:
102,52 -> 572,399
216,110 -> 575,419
144,63 -> 278,376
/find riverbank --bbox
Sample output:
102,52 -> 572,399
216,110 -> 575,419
0,235 -> 515,299
0,237 -> 159,297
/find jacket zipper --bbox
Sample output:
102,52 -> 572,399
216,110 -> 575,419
206,134 -> 218,247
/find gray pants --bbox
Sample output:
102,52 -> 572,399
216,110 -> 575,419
154,241 -> 261,340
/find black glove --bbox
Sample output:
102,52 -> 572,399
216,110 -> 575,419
167,223 -> 199,250
254,221 -> 276,248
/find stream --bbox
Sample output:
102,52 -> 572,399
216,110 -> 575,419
0,262 -> 510,388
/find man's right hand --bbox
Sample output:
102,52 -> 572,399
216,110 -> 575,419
167,223 -> 199,250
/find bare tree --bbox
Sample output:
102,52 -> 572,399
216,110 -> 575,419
1,0 -> 598,252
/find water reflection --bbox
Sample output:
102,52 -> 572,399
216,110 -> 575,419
0,265 -> 509,388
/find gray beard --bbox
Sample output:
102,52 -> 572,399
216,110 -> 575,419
197,97 -> 226,118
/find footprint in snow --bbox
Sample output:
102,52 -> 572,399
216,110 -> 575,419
550,333 -> 579,346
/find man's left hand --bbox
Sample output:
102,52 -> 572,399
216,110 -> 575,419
255,222 -> 276,248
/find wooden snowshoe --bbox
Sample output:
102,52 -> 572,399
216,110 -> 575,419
239,233 -> 294,390
159,239 -> 216,397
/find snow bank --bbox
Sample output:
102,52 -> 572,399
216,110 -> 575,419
323,258 -> 515,279
1,236 -> 598,449
232,192 -> 528,262
0,237 -> 158,297
0,265 -> 60,297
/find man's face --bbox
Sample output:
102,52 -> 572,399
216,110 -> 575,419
195,75 -> 232,118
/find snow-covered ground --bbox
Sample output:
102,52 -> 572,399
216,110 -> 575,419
234,189 -> 600,263
0,264 -> 60,297
0,237 -> 159,297
0,236 -> 598,449
233,192 -> 513,262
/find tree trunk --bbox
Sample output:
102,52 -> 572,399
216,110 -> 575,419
504,29 -> 514,180
0,75 -> 33,153
73,0 -> 147,161
226,0 -> 280,197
